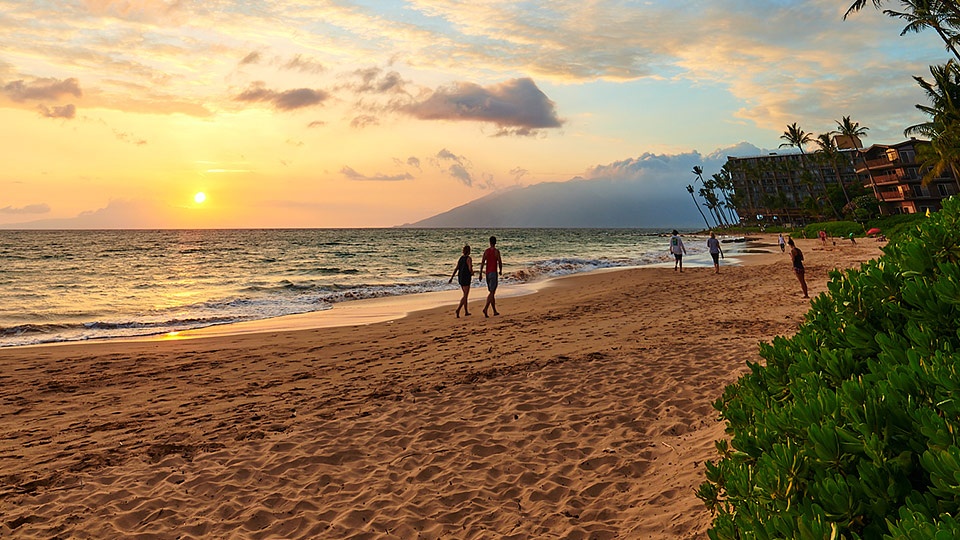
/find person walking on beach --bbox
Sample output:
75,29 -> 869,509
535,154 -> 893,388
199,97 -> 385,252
707,232 -> 724,274
669,230 -> 687,272
448,244 -> 473,318
787,238 -> 809,298
818,230 -> 827,246
778,233 -> 786,253
479,236 -> 502,317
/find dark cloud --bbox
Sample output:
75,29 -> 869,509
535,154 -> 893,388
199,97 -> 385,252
235,82 -> 328,111
38,104 -> 76,119
340,166 -> 414,182
350,114 -> 379,129
407,157 -> 421,169
239,51 -> 262,65
435,148 -> 474,187
307,120 -> 326,128
0,203 -> 50,215
2,77 -> 82,102
403,78 -> 563,136
351,67 -> 407,94
283,54 -> 325,74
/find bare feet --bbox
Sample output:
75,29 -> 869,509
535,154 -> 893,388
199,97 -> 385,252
464,312 -> 471,316
493,311 -> 500,316
483,310 -> 488,318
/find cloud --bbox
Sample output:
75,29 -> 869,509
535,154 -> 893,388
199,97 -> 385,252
407,157 -> 421,169
239,51 -> 262,65
38,104 -> 76,119
403,78 -> 563,136
283,54 -> 325,74
349,67 -> 408,94
350,114 -> 379,128
235,82 -> 329,111
113,129 -> 147,145
0,203 -> 50,215
2,77 -> 82,102
435,148 -> 475,187
340,166 -> 414,182
80,0 -> 187,24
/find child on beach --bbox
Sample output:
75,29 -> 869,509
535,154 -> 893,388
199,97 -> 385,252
669,230 -> 687,272
448,244 -> 473,317
778,233 -> 785,253
478,236 -> 502,317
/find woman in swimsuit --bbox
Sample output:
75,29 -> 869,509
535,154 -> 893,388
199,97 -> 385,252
787,238 -> 809,298
448,244 -> 474,317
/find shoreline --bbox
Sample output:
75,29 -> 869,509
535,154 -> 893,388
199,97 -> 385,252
10,235 -> 771,349
0,234 -> 882,538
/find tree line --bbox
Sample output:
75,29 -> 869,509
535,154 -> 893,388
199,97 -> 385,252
687,0 -> 960,229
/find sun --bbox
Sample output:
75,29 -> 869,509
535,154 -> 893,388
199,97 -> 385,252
193,192 -> 207,204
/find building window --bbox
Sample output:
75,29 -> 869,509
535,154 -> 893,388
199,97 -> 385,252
938,184 -> 951,196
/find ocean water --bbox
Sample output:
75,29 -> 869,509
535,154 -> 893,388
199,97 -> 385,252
0,228 -> 719,347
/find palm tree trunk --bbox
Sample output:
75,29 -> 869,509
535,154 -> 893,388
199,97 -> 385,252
687,186 -> 712,229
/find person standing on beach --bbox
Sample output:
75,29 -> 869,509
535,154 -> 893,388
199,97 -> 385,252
669,230 -> 687,272
707,232 -> 724,274
448,244 -> 473,318
478,236 -> 502,317
787,238 -> 809,298
778,233 -> 786,253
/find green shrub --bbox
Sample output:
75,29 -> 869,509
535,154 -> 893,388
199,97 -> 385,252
803,221 -> 863,239
699,196 -> 960,539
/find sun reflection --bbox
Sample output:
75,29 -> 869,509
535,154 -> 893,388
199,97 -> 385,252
194,192 -> 206,204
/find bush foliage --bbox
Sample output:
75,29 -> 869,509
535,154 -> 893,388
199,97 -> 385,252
699,197 -> 960,539
801,221 -> 863,240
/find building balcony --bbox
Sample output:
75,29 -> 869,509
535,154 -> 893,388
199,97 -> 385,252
862,157 -> 897,169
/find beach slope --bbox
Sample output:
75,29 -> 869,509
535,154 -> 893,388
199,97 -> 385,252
0,236 -> 881,538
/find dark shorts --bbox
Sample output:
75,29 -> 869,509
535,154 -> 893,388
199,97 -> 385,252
458,276 -> 471,287
486,272 -> 498,292
674,254 -> 682,261
711,252 -> 720,264
794,267 -> 805,278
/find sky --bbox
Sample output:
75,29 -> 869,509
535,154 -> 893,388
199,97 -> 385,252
0,0 -> 949,228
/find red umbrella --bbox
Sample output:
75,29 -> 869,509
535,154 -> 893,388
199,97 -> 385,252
866,227 -> 881,236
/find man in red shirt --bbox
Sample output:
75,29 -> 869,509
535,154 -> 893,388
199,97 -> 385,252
478,236 -> 503,317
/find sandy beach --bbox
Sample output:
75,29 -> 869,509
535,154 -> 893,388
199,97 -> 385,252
0,235 -> 883,539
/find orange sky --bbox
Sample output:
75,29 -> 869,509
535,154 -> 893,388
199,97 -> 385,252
0,1 -> 944,228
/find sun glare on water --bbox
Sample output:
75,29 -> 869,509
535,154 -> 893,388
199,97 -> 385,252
194,192 -> 207,204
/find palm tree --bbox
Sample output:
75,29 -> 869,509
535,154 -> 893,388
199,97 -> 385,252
835,115 -> 882,214
885,0 -> 960,62
780,124 -> 841,219
905,60 -> 960,189
713,169 -> 741,224
693,166 -> 729,227
813,133 -> 853,206
835,115 -> 869,149
686,184 -> 713,230
844,0 -> 960,62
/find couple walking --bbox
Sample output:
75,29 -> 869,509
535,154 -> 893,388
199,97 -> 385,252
448,236 -> 503,318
